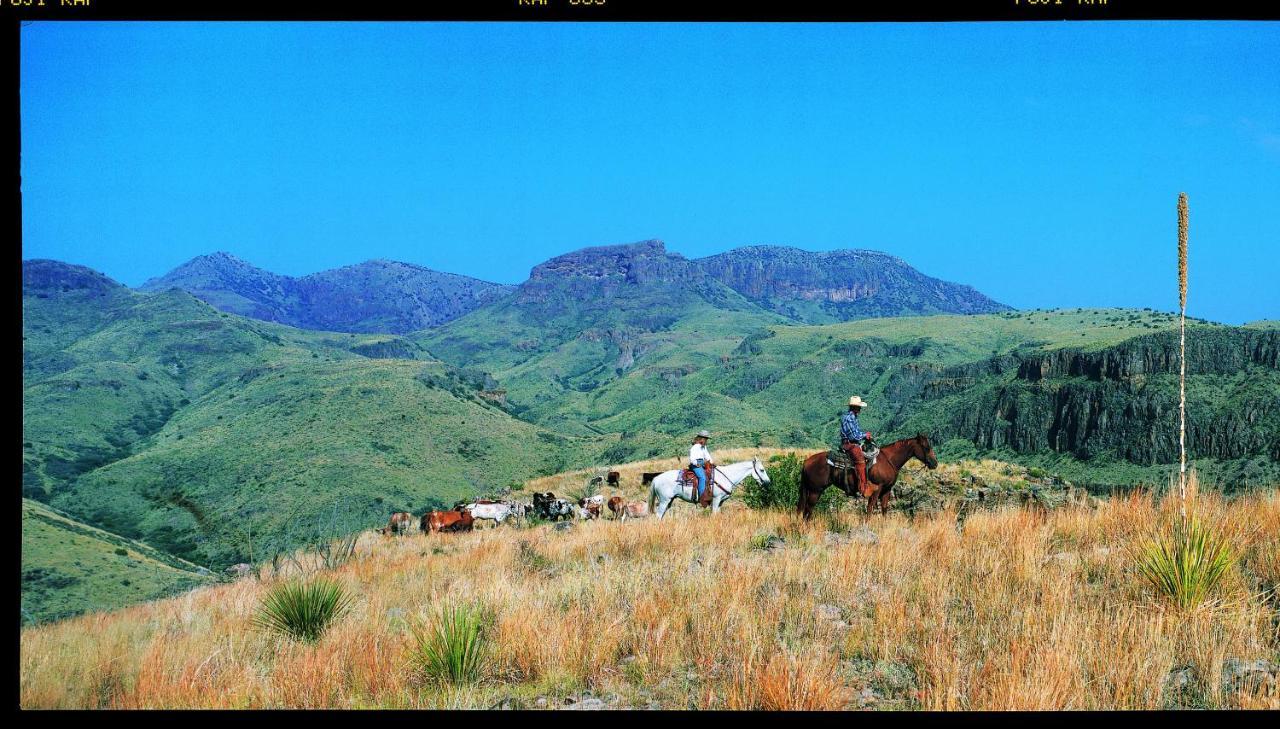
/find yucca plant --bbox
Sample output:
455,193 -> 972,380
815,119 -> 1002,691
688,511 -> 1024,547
1135,514 -> 1235,611
408,602 -> 492,684
253,578 -> 353,642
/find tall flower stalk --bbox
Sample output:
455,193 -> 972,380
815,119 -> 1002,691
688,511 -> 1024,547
1177,193 -> 1188,520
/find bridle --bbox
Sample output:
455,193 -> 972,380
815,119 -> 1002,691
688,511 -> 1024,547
708,460 -> 767,495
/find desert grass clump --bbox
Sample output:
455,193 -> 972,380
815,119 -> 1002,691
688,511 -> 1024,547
728,648 -> 849,710
1135,513 -> 1235,611
252,578 -> 353,643
408,602 -> 492,685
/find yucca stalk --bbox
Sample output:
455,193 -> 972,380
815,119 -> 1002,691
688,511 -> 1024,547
1177,192 -> 1189,520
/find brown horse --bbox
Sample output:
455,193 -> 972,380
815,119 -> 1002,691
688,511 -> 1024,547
797,433 -> 939,519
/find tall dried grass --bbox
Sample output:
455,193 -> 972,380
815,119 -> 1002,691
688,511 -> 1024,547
20,488 -> 1280,709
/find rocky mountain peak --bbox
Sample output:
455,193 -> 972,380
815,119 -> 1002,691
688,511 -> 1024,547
138,252 -> 283,292
527,240 -> 690,284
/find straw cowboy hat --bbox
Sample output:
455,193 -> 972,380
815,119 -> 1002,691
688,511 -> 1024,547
848,396 -> 868,408
696,430 -> 711,439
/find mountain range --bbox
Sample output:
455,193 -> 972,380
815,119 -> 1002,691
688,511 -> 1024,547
139,253 -> 515,334
137,241 -> 1011,334
21,241 -> 1280,624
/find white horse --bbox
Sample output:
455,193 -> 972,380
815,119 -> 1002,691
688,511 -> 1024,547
647,458 -> 771,518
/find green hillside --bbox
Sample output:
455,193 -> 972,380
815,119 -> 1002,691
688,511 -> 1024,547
21,499 -> 213,625
24,261 -> 602,569
416,242 -> 788,435
59,357 -> 597,566
23,261 -> 433,499
425,305 -> 1280,487
22,257 -> 1279,622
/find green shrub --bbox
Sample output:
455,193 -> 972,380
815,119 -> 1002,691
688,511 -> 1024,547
1134,515 -> 1236,610
408,602 -> 492,684
742,452 -> 840,513
748,531 -> 778,550
253,578 -> 353,642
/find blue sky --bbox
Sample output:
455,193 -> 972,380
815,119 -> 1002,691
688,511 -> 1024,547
20,22 -> 1280,323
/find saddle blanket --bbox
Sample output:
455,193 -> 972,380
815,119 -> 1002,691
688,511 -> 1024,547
827,445 -> 878,471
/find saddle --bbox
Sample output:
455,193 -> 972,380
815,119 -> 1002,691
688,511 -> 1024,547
679,465 -> 715,506
827,441 -> 879,471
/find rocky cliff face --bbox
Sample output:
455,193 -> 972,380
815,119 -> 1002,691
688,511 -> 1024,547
696,245 -> 1011,321
139,253 -> 513,334
889,328 -> 1280,466
518,240 -> 703,308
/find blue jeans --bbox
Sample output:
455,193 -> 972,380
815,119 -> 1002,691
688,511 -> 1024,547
692,459 -> 706,496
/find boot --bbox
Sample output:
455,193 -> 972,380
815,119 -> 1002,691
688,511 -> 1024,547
855,461 -> 871,498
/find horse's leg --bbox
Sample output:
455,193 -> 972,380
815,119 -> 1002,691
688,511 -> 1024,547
879,489 -> 891,516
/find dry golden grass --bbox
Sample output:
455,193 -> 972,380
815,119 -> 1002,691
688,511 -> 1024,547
20,487 -> 1280,710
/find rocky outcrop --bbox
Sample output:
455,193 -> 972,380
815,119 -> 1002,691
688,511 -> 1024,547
696,245 -> 1011,321
890,328 -> 1280,466
525,240 -> 694,288
348,337 -> 424,360
1016,329 -> 1280,381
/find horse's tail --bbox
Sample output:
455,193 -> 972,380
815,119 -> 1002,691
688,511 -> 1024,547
648,480 -> 658,515
796,462 -> 809,515
797,453 -> 819,518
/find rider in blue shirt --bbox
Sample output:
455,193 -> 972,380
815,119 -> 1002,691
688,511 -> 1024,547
840,396 -> 873,496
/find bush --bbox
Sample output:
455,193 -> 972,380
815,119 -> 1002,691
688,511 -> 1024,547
742,452 -> 840,513
1134,515 -> 1236,610
408,602 -> 492,684
741,452 -> 800,510
253,578 -> 353,642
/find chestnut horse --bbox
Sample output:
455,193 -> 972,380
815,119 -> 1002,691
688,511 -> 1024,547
796,433 -> 939,519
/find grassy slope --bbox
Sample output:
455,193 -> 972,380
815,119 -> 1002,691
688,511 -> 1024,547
21,499 -> 213,626
19,488 -> 1280,709
414,274 -> 789,435
425,307 -> 1183,436
59,357 -> 600,566
426,307 -> 1268,474
24,278 -> 605,571
23,286 -> 412,499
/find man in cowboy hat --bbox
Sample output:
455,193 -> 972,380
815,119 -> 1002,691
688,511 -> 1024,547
840,396 -> 874,497
689,430 -> 715,506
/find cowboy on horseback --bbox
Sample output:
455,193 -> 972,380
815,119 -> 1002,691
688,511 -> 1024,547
689,430 -> 715,506
840,396 -> 874,497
